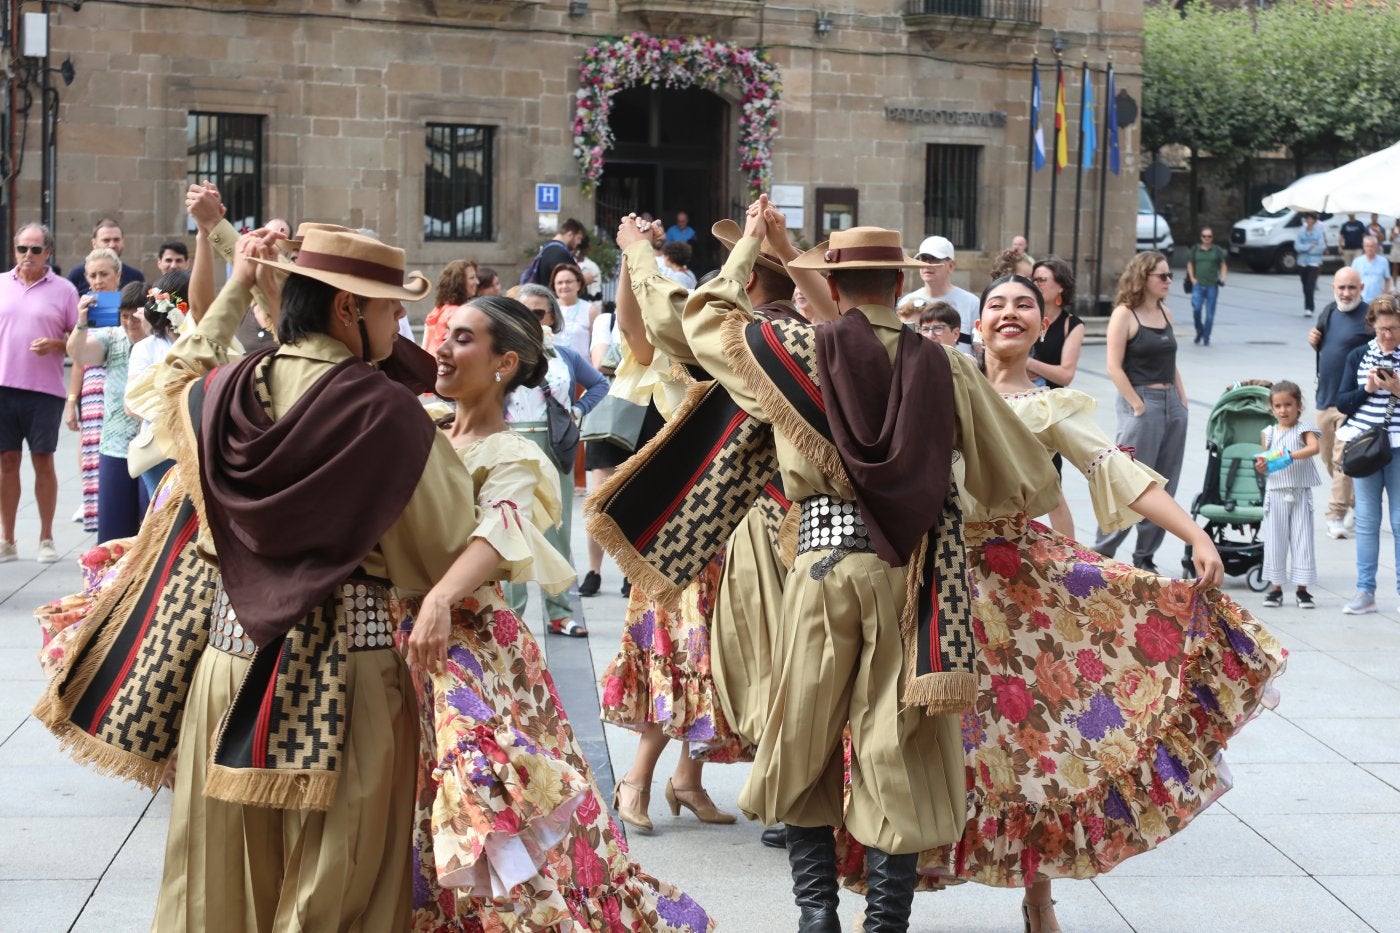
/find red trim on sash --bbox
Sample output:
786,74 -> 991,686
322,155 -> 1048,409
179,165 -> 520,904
636,408 -> 749,550
763,481 -> 791,510
761,323 -> 825,411
252,643 -> 284,768
86,511 -> 200,733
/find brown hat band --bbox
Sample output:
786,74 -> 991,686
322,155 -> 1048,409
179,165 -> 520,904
823,246 -> 907,264
296,249 -> 407,288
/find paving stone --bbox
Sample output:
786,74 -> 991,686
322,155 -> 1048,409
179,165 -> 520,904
1095,874 -> 1373,933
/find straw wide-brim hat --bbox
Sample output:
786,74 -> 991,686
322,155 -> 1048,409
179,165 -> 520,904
711,219 -> 791,279
253,228 -> 431,302
274,221 -> 353,254
787,226 -> 934,272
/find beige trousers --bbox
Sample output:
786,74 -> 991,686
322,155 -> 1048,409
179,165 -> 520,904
738,550 -> 967,855
1317,406 -> 1353,520
155,648 -> 417,933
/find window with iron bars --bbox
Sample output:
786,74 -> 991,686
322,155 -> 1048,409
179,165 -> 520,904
425,124 -> 494,242
187,112 -> 263,233
924,144 -> 980,250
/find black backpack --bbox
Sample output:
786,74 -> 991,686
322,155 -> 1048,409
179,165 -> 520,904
518,241 -> 570,287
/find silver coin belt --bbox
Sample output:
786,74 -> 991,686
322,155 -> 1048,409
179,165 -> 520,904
208,580 -> 395,659
796,494 -> 875,581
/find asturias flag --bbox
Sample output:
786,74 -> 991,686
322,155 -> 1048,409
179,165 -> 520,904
1081,64 -> 1097,170
1107,65 -> 1120,175
1031,59 -> 1046,172
1054,65 -> 1068,172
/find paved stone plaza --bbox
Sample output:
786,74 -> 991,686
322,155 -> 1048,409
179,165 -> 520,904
1,269 -> 1396,932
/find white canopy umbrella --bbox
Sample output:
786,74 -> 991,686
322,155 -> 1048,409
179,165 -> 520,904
1262,141 -> 1400,215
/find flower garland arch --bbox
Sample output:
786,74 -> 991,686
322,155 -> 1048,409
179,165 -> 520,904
573,32 -> 782,197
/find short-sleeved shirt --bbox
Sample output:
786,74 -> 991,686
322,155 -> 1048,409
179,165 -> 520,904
896,285 -> 980,356
1189,244 -> 1226,286
0,267 -> 79,398
1316,300 -> 1372,410
1352,254 -> 1389,302
66,261 -> 144,293
1340,220 -> 1368,250
93,327 -> 140,456
664,225 -> 696,244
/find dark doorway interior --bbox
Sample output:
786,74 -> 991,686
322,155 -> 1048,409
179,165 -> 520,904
595,86 -> 729,274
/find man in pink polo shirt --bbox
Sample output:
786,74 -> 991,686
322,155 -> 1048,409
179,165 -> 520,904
0,223 -> 79,562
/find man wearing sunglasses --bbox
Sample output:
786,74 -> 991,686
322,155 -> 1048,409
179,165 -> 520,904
0,224 -> 80,563
895,235 -> 979,356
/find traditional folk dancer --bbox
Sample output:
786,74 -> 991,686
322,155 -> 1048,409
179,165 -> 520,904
656,198 -> 1061,932
405,295 -> 713,931
835,275 -> 1287,933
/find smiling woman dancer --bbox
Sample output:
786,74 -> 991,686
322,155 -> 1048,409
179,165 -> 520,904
405,294 -> 712,931
838,274 -> 1286,933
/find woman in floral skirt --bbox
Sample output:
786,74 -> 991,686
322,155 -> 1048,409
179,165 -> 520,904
405,295 -> 712,931
837,274 -> 1286,933
598,234 -> 746,836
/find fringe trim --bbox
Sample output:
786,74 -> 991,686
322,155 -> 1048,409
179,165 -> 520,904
582,378 -> 718,613
777,505 -> 798,570
717,311 -> 851,487
205,763 -> 338,811
31,489 -> 188,788
169,378 -> 211,544
903,672 -> 977,715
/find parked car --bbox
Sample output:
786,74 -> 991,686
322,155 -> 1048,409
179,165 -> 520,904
1136,182 -> 1174,254
1229,185 -> 1395,273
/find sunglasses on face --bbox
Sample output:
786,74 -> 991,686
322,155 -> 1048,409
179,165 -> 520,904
15,245 -> 43,255
1152,272 -> 1174,283
915,256 -> 947,266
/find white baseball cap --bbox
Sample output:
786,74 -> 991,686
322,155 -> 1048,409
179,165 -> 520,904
915,235 -> 955,261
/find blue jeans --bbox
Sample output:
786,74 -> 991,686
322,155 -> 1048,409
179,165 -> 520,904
1351,453 -> 1400,595
1191,284 -> 1219,342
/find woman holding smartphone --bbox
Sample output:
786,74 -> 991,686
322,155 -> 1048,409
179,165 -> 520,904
1334,294 -> 1400,614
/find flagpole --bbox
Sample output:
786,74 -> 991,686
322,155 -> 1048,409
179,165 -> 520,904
1093,60 -> 1115,315
1071,59 -> 1090,281
1023,56 -> 1037,242
1048,55 -> 1063,255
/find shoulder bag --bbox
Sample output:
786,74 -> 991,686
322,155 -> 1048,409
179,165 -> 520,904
1341,395 -> 1397,478
542,388 -> 580,472
580,394 -> 647,452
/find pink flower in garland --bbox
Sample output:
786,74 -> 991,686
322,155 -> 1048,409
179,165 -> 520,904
573,31 -> 781,197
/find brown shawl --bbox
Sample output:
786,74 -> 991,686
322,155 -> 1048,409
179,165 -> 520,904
814,309 -> 953,566
198,347 -> 435,647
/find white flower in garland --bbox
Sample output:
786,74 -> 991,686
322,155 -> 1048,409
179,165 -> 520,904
146,288 -> 188,332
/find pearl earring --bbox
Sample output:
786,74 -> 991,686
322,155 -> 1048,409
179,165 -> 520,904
495,372 -> 501,383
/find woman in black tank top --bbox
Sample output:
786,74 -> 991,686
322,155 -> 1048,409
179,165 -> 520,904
1027,257 -> 1084,388
1092,251 -> 1190,572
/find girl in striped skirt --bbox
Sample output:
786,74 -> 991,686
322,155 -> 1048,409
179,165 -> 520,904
1257,380 -> 1320,608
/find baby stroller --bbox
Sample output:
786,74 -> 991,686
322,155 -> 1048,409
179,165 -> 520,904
1182,379 -> 1275,591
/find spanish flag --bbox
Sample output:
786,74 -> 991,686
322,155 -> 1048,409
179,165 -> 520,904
1054,62 -> 1068,172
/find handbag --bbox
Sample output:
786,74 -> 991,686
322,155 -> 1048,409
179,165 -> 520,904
1181,275 -> 1193,296
542,390 -> 580,472
579,393 -> 647,452
1342,396 -> 1397,478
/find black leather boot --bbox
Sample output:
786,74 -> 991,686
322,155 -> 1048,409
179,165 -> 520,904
761,823 -> 789,849
862,848 -> 918,933
786,824 -> 841,932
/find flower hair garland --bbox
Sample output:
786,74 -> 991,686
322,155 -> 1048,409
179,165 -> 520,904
146,288 -> 189,331
573,32 -> 782,197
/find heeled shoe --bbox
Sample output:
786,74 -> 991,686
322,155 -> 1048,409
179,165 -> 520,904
665,778 -> 737,824
612,778 -> 653,833
1021,898 -> 1063,933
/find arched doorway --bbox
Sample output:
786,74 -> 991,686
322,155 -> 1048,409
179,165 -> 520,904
595,86 -> 729,274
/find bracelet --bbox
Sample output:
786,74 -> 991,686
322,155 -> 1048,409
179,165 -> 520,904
66,395 -> 76,402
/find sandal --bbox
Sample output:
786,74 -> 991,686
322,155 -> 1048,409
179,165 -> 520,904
548,617 -> 589,638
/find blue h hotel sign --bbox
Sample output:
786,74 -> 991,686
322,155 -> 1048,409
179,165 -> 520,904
535,184 -> 562,213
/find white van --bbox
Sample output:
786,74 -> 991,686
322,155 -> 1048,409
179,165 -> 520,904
1136,183 -> 1174,254
1229,183 -> 1394,273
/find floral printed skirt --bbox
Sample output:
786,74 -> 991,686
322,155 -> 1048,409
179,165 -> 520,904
599,553 -> 750,763
837,513 -> 1287,890
407,587 -> 714,932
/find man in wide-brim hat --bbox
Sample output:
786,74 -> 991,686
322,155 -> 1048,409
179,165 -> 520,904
151,225 -> 480,931
656,198 -> 1058,931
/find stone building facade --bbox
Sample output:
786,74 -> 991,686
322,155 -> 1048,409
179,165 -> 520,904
15,0 -> 1145,310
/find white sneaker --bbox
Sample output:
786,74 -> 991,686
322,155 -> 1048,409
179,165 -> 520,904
1327,519 -> 1348,539
69,506 -> 82,524
36,539 -> 58,564
1342,591 -> 1377,615
0,541 -> 15,562
1344,508 -> 1356,532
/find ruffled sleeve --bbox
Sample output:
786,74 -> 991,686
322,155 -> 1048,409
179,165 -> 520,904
1034,390 -> 1166,532
459,434 -> 575,594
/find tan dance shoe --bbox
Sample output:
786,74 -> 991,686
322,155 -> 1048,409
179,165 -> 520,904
665,778 -> 737,824
1021,898 -> 1063,933
612,778 -> 653,833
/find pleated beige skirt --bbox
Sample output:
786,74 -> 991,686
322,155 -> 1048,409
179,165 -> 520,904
710,507 -> 788,750
153,647 -> 417,932
737,550 -> 968,855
